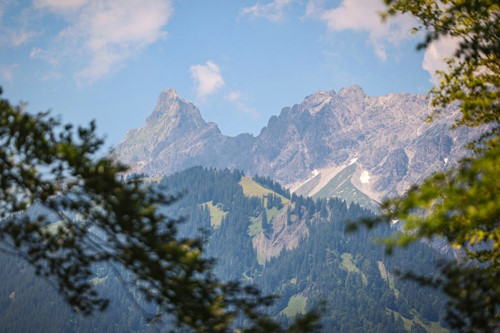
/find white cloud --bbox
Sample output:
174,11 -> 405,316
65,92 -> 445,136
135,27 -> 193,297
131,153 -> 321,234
225,91 -> 241,102
225,91 -> 259,118
34,0 -> 88,12
0,1 -> 37,47
190,61 -> 225,99
1,29 -> 37,47
29,48 -> 61,81
0,0 -> 12,21
40,70 -> 62,81
30,47 -> 59,66
0,24 -> 38,47
241,0 -> 292,22
10,29 -> 37,46
422,36 -> 459,84
74,0 -> 173,82
304,0 -> 321,17
307,0 -> 416,61
0,63 -> 18,82
308,0 -> 459,79
28,0 -> 173,82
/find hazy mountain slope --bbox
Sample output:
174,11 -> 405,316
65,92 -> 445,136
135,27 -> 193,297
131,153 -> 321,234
113,86 -> 477,206
0,168 -> 448,332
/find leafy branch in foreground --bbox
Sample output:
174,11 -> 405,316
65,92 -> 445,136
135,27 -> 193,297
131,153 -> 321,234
383,0 -> 499,128
349,1 -> 500,332
0,88 -> 320,333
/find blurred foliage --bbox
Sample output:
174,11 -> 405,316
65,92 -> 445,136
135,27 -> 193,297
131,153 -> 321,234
351,1 -> 500,331
0,88 -> 320,333
383,0 -> 499,129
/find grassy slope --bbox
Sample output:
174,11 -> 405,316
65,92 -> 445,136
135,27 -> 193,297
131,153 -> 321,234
240,176 -> 289,236
140,176 -> 163,183
281,294 -> 307,318
377,260 -> 399,297
388,274 -> 400,298
240,177 -> 289,203
340,253 -> 368,286
248,207 -> 282,235
312,164 -> 376,210
204,201 -> 227,228
248,216 -> 262,237
386,309 -> 448,333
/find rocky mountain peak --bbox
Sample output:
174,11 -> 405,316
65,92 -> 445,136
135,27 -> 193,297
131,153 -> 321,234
160,88 -> 180,99
302,90 -> 335,115
338,85 -> 366,100
146,88 -> 206,129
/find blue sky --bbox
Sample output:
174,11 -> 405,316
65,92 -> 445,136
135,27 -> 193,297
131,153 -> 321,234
0,0 -> 455,148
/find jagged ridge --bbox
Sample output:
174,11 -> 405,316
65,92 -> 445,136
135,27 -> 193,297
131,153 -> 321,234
113,86 -> 478,206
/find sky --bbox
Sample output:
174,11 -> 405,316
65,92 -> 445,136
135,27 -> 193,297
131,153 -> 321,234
0,0 -> 456,149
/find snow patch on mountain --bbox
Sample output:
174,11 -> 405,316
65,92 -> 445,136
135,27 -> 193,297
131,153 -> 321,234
360,171 -> 370,184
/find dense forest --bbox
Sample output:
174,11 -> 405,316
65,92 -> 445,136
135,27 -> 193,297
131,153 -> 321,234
0,167 -> 448,332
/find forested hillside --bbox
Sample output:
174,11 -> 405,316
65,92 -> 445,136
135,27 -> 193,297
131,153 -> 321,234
0,167 -> 448,332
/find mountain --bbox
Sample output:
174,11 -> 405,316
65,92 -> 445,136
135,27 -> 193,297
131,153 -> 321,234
113,86 -> 477,208
112,89 -> 226,172
0,168 -> 448,332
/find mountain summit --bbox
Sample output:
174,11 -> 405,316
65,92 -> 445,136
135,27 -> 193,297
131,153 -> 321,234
113,86 -> 477,206
145,89 -> 206,129
112,89 -> 223,171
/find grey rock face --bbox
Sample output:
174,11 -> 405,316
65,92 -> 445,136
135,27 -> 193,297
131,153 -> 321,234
113,86 -> 479,202
373,148 -> 409,193
112,89 -> 229,175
